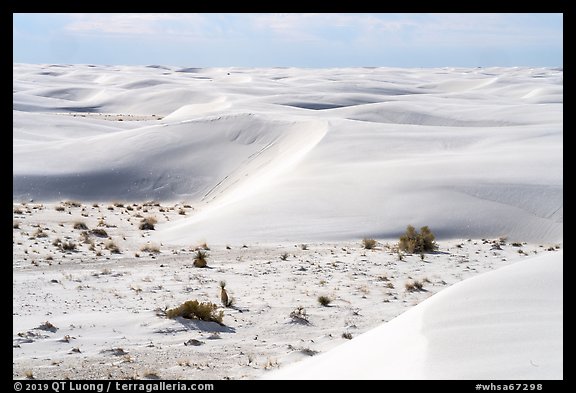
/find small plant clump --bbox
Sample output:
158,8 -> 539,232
59,241 -> 77,252
405,280 -> 424,292
398,225 -> 438,254
165,300 -> 224,324
106,241 -> 121,254
193,250 -> 208,267
280,252 -> 289,261
73,222 -> 88,230
219,281 -> 234,307
141,244 -> 161,254
90,228 -> 108,238
289,306 -> 309,324
318,295 -> 332,307
362,238 -> 377,250
33,228 -> 48,238
342,332 -> 353,340
139,217 -> 157,230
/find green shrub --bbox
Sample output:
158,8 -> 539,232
318,296 -> 331,307
362,238 -> 377,249
166,300 -> 223,324
398,225 -> 438,253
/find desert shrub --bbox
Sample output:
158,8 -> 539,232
33,228 -> 48,238
141,244 -> 160,254
113,202 -> 125,208
13,208 -> 24,214
73,222 -> 88,230
300,244 -> 309,250
362,238 -> 377,249
37,320 -> 58,332
13,221 -> 20,229
55,206 -> 65,212
178,209 -> 186,215
193,250 -> 208,267
405,280 -> 424,292
166,300 -> 223,324
79,231 -> 92,244
398,225 -> 438,253
280,252 -> 289,261
289,306 -> 309,324
106,241 -> 121,254
139,216 -> 157,230
342,332 -> 353,340
318,296 -> 331,307
64,200 -> 81,208
90,228 -> 108,237
60,241 -> 77,252
511,242 -> 522,247
193,242 -> 210,251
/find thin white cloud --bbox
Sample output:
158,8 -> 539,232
249,13 -> 561,47
63,13 -> 206,36
57,13 -> 561,48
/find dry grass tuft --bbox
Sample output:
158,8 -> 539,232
165,300 -> 223,324
362,238 -> 377,249
139,216 -> 157,230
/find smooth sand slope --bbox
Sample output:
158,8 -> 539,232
13,65 -> 563,243
265,251 -> 563,379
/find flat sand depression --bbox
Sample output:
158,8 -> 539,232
13,65 -> 563,379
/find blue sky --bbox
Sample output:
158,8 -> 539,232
13,13 -> 563,67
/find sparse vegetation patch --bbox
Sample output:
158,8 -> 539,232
398,225 -> 438,253
165,300 -> 224,324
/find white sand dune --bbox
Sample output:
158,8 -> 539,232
13,64 -> 562,380
265,251 -> 563,379
13,65 -> 562,244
